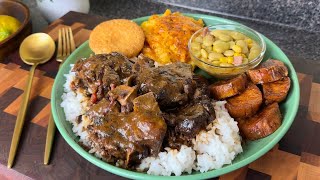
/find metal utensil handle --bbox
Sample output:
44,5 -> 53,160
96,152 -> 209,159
7,63 -> 38,168
44,114 -> 56,165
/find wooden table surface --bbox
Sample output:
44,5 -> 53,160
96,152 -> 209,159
0,11 -> 319,180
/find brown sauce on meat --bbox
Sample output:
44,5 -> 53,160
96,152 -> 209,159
71,53 -> 215,168
87,93 -> 166,167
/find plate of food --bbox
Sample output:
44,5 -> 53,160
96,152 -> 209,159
51,10 -> 300,179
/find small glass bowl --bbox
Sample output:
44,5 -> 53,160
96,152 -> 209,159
188,24 -> 266,79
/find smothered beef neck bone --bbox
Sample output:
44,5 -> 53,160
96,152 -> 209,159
135,59 -> 196,109
71,53 -> 217,165
133,57 -> 216,148
72,53 -> 134,102
73,53 -> 197,110
162,73 -> 216,148
164,96 -> 215,148
86,92 -> 167,168
108,85 -> 138,113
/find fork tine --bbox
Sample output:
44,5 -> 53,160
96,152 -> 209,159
57,29 -> 63,58
65,28 -> 71,56
68,28 -> 75,52
62,28 -> 67,56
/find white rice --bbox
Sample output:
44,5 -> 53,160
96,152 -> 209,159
138,101 -> 243,175
137,145 -> 196,176
60,65 -> 90,145
193,101 -> 243,172
61,66 -> 243,176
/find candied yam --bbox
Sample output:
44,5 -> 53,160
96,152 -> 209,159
247,59 -> 288,84
237,103 -> 282,140
263,77 -> 291,104
208,73 -> 247,100
226,83 -> 263,118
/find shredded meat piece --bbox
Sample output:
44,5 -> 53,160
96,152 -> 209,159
72,52 -> 133,101
134,57 -> 195,109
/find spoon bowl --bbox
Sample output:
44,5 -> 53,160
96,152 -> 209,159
7,33 -> 55,168
19,33 -> 55,65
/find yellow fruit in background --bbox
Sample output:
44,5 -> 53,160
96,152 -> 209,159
0,15 -> 21,42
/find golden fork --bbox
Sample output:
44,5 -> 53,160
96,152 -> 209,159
44,27 -> 75,165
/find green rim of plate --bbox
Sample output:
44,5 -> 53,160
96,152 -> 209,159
51,13 -> 300,180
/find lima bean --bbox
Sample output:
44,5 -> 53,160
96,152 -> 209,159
194,36 -> 203,43
203,34 -> 214,46
248,49 -> 260,60
220,62 -> 233,67
200,49 -> 208,59
230,31 -> 246,40
191,42 -> 201,50
191,29 -> 262,67
208,52 -> 224,61
223,50 -> 234,57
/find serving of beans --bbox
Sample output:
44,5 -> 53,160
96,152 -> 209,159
190,28 -> 262,67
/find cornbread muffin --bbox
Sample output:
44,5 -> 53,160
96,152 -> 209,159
141,9 -> 204,65
89,19 -> 145,57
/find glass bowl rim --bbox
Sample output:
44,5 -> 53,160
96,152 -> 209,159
188,24 -> 266,69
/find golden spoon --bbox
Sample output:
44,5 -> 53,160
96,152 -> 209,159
7,33 -> 55,168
